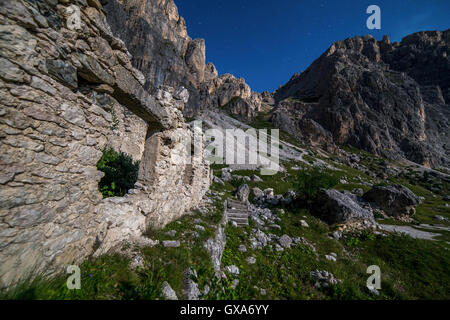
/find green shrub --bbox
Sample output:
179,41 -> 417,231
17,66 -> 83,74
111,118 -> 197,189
345,236 -> 360,248
97,146 -> 140,198
294,168 -> 338,199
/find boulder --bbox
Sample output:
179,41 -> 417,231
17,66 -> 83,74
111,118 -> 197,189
236,184 -> 250,202
363,184 -> 421,217
312,189 -> 375,224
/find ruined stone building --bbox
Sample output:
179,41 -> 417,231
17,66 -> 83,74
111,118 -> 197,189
0,0 -> 210,287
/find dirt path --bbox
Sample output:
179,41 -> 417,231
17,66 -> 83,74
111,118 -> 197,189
381,225 -> 436,240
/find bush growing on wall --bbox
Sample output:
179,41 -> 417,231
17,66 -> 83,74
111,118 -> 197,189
96,146 -> 140,198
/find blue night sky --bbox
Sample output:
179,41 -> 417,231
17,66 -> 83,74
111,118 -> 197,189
176,0 -> 450,93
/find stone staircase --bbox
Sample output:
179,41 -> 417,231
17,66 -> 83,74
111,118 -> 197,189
226,199 -> 249,226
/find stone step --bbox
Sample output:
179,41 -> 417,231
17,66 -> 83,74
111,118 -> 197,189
229,219 -> 249,225
226,214 -> 248,220
226,213 -> 249,226
228,206 -> 248,211
227,211 -> 248,216
226,198 -> 249,227
227,199 -> 248,209
227,215 -> 249,220
226,209 -> 248,214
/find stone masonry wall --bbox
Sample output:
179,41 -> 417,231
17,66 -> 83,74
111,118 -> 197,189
0,0 -> 210,287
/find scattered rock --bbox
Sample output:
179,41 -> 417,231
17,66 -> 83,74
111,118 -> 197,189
325,254 -> 337,262
229,221 -> 238,228
165,230 -> 177,237
311,270 -> 342,288
129,255 -> 145,269
252,187 -> 264,198
274,243 -> 284,252
279,234 -> 292,248
213,175 -> 225,186
300,220 -> 309,227
225,265 -> 240,276
238,245 -> 247,253
162,240 -> 180,248
368,287 -> 380,296
194,225 -> 205,232
246,256 -> 256,264
251,175 -> 263,182
230,279 -> 240,289
203,284 -> 210,296
182,268 -> 201,300
190,231 -> 200,239
332,231 -> 342,239
162,281 -> 178,300
269,224 -> 281,230
221,168 -> 232,182
434,215 -> 450,222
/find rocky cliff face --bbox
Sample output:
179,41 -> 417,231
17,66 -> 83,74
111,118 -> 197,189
272,32 -> 450,169
198,73 -> 263,121
103,0 -> 263,119
0,0 -> 210,287
103,0 -> 202,93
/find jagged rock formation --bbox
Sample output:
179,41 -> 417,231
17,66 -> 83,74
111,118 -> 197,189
103,0 -> 203,95
103,0 -> 264,120
272,31 -> 450,169
198,73 -> 263,121
0,0 -> 210,287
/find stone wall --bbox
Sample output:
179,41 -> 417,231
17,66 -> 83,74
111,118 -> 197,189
0,0 -> 210,287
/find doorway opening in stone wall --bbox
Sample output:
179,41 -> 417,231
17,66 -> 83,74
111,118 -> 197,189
183,142 -> 196,185
96,146 -> 140,198
137,127 -> 161,187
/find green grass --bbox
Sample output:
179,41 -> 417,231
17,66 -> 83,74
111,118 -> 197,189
0,254 -> 161,300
